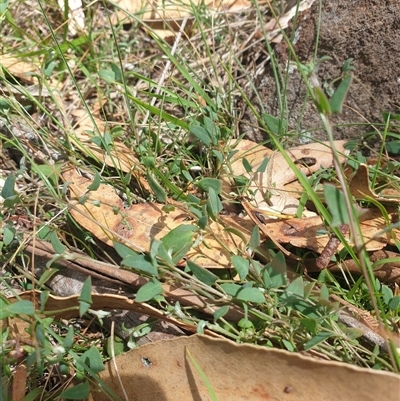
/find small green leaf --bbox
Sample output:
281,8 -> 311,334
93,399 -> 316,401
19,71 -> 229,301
1,174 -> 16,199
147,173 -> 167,203
212,149 -> 223,163
196,178 -> 222,194
263,263 -> 286,289
207,186 -> 222,218
39,291 -> 50,313
224,227 -> 247,244
31,163 -> 61,186
49,231 -> 67,254
0,97 -> 11,112
143,156 -> 156,168
329,73 -> 353,114
386,141 -> 400,155
263,251 -> 287,289
198,215 -> 208,230
79,301 -> 90,317
262,113 -> 286,135
63,326 -> 75,350
187,260 -> 218,286
388,295 -> 400,311
236,287 -> 265,304
161,225 -> 196,263
285,276 -> 304,297
238,318 -> 254,329
0,298 -> 8,319
319,284 -> 330,302
114,241 -> 138,259
342,327 -> 364,340
39,267 -> 60,286
381,285 -> 393,305
79,277 -> 92,304
231,255 -> 249,282
61,380 -> 90,398
154,241 -> 174,265
190,125 -> 211,146
136,279 -> 163,303
304,332 -> 332,350
282,339 -> 295,352
99,69 -> 115,82
300,318 -> 317,334
3,225 -> 15,246
314,87 -> 331,115
87,170 -> 101,191
122,254 -> 158,276
5,300 -> 34,316
257,156 -> 269,173
242,158 -> 253,173
78,346 -> 105,374
213,305 -> 229,322
342,58 -> 355,72
106,335 -> 126,357
382,112 -> 400,122
110,62 -> 123,82
220,283 -> 242,297
324,184 -> 349,226
248,225 -> 260,251
148,239 -> 161,263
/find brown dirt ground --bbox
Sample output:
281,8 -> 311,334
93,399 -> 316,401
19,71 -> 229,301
241,0 -> 400,144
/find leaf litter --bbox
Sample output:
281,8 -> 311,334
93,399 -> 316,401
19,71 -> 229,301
1,0 -> 400,396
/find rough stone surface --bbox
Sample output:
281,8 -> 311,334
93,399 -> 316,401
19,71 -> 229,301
242,0 -> 400,143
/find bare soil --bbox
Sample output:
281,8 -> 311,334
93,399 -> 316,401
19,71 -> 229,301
241,0 -> 400,143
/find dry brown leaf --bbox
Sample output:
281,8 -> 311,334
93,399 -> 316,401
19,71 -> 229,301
248,207 -> 400,253
92,334 -> 400,401
64,168 -> 253,268
111,0 -> 251,36
0,55 -> 40,84
225,139 -> 348,215
114,0 -> 251,21
242,200 -> 298,259
350,163 -> 400,204
70,109 -> 142,174
264,0 -> 316,43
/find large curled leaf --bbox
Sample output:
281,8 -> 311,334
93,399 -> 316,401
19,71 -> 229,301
93,335 -> 400,401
